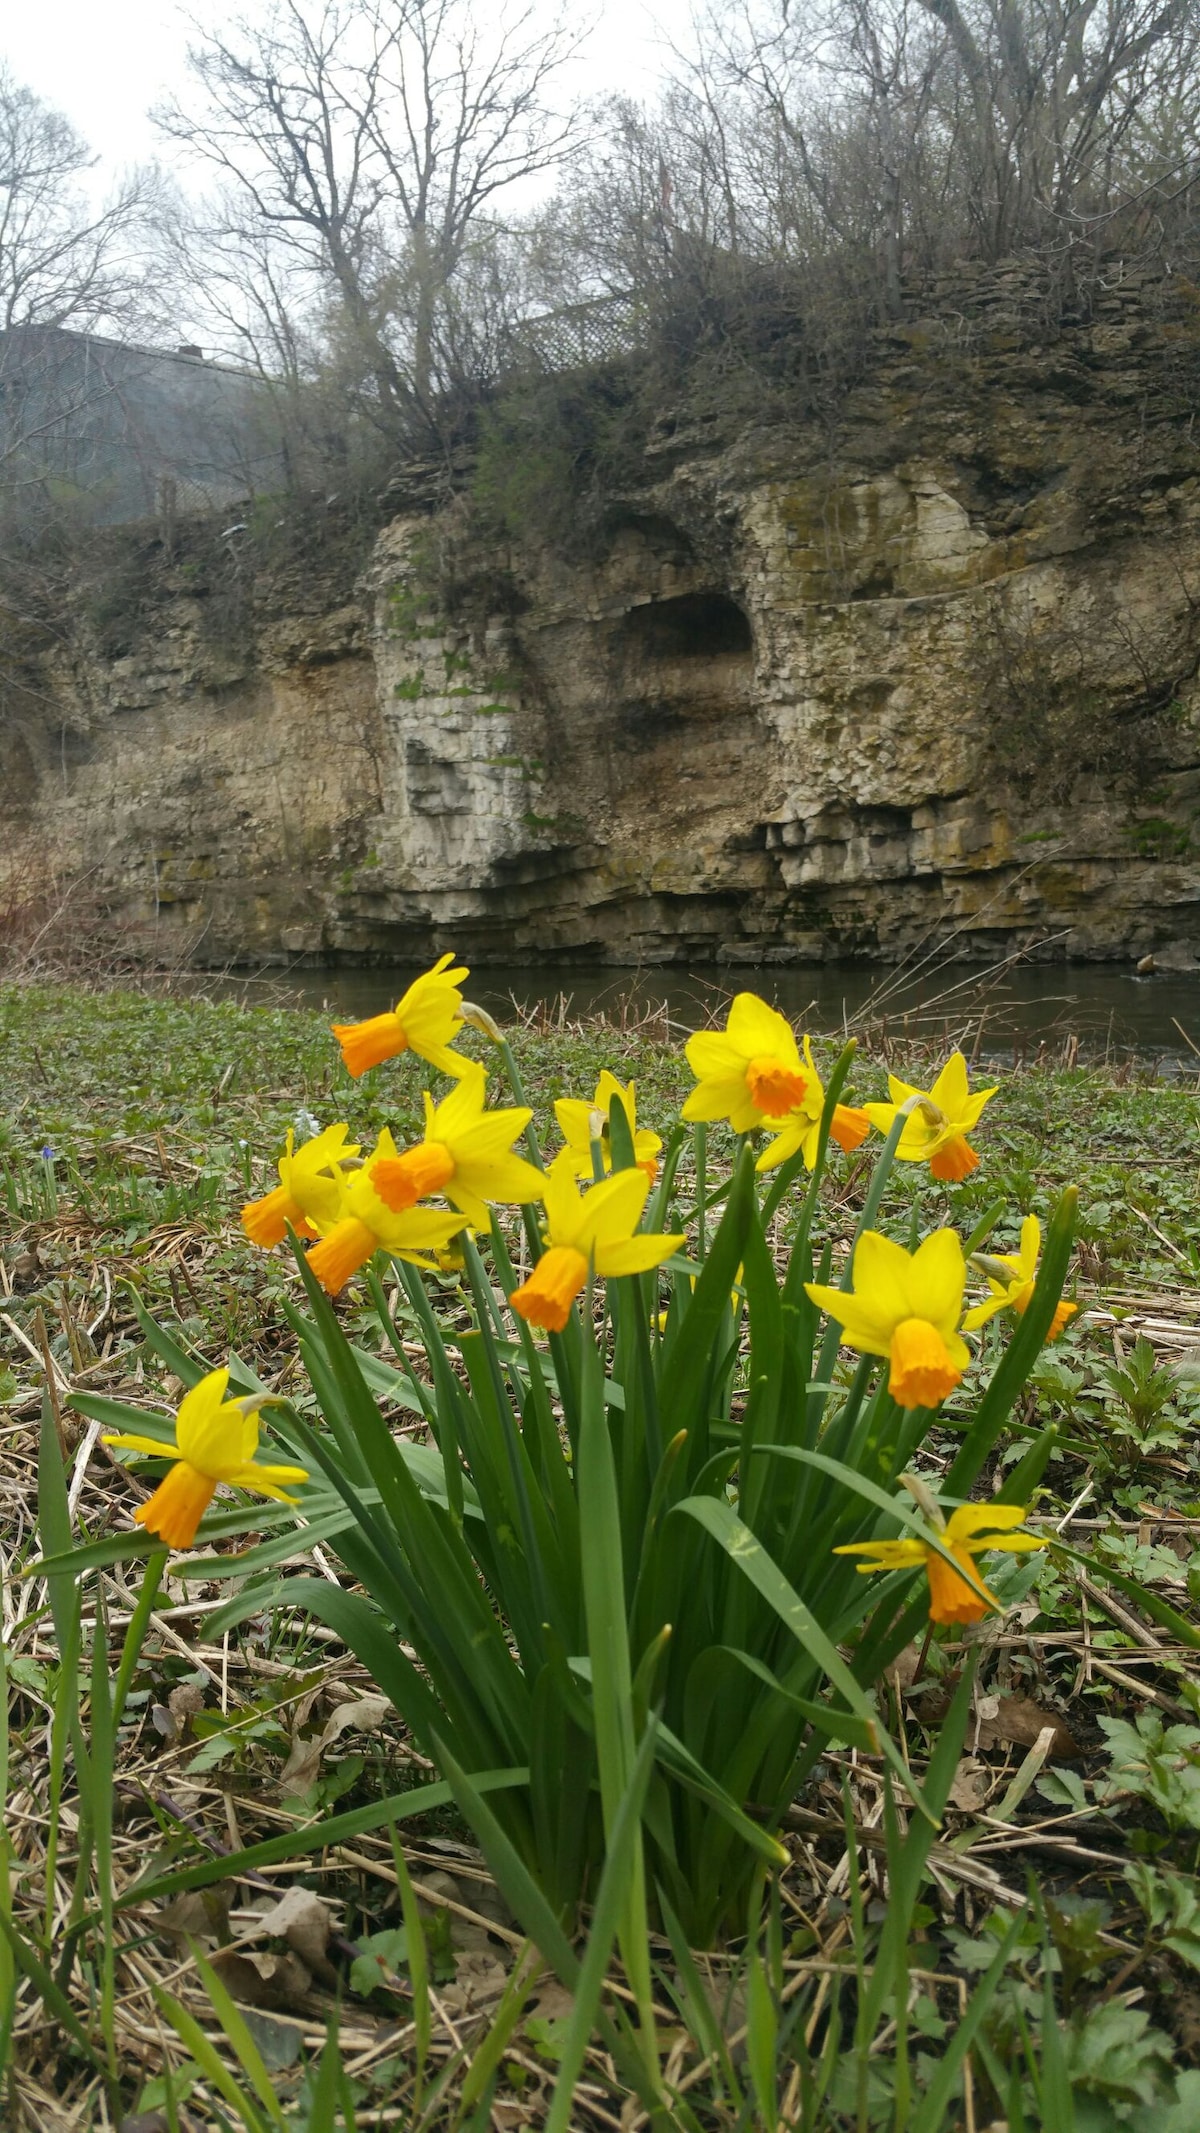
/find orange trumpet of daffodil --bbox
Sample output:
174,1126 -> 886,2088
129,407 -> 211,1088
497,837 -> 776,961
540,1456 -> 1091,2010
555,1070 -> 663,1184
862,1051 -> 996,1182
806,1228 -> 971,1410
305,1129 -> 467,1294
754,1033 -> 870,1172
102,1367 -> 308,1550
331,952 -> 470,1079
964,1214 -> 1078,1340
369,1062 -> 544,1229
835,1500 -> 1045,1625
510,1150 -> 684,1333
241,1123 -> 360,1248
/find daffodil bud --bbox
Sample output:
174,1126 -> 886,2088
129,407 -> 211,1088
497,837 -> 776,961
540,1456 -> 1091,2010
906,1094 -> 946,1128
969,1251 -> 1016,1285
900,1471 -> 945,1528
460,1000 -> 504,1042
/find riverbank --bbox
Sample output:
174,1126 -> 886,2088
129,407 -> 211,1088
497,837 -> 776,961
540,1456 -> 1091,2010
3,977 -> 1199,1290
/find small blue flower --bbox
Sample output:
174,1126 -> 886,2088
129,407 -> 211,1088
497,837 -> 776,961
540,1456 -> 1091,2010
40,1145 -> 56,1163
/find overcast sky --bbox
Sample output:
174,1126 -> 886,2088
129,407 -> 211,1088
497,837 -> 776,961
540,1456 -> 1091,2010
3,0 -> 672,185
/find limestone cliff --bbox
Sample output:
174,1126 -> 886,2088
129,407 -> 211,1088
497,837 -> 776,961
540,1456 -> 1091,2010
5,262 -> 1200,969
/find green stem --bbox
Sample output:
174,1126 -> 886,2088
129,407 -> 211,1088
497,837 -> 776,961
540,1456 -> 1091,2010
111,1549 -> 168,1735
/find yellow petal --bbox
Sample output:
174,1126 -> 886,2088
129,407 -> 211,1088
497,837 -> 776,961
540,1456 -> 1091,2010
726,993 -> 802,1066
906,1229 -> 967,1331
803,1280 -> 893,1358
945,1503 -> 1034,1542
962,1294 -> 1007,1331
595,1231 -> 685,1277
175,1371 -> 257,1480
574,1165 -> 650,1254
542,1148 -> 587,1243
102,1428 -> 182,1459
852,1230 -> 918,1327
833,1538 -> 927,1569
929,1051 -> 970,1120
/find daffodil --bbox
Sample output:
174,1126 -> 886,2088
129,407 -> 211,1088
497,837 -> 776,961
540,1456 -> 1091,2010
369,1062 -> 544,1229
305,1129 -> 467,1294
806,1229 -> 971,1409
862,1052 -> 996,1182
331,953 -> 470,1079
964,1214 -> 1077,1340
102,1367 -> 308,1550
754,1035 -> 870,1172
835,1502 -> 1045,1625
682,993 -> 811,1134
510,1150 -> 684,1333
241,1123 -> 360,1248
555,1070 -> 663,1184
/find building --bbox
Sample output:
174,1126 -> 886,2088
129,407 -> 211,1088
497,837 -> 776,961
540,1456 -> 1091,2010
0,325 -> 286,525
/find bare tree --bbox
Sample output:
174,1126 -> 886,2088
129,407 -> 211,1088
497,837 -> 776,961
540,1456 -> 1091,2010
0,66 -> 149,334
0,67 -> 160,513
915,0 -> 1200,255
158,0 -> 590,439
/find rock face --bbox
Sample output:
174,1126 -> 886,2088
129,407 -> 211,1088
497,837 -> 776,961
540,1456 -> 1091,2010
5,265 -> 1200,969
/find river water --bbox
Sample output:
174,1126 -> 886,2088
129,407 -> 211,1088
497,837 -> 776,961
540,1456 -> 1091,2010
214,958 -> 1200,1061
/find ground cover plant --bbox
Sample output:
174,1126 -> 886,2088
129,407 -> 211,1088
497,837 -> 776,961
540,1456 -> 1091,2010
3,974 -> 1200,2128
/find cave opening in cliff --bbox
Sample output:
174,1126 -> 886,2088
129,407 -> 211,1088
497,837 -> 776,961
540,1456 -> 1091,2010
622,592 -> 753,660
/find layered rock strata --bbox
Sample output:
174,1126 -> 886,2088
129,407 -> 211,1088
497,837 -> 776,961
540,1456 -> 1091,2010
5,267 -> 1200,968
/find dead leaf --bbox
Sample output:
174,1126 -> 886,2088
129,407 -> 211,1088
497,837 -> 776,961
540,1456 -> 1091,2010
169,1683 -> 205,1725
419,1869 -> 465,1909
281,1693 -> 392,1791
948,1757 -> 992,1812
156,1886 -> 232,1945
885,1644 -> 924,1693
238,2008 -> 305,2072
975,1695 -> 1080,1759
526,1979 -> 574,2025
438,1946 -> 509,2016
151,1683 -> 207,1746
211,1948 -> 312,2011
249,1887 -> 338,1984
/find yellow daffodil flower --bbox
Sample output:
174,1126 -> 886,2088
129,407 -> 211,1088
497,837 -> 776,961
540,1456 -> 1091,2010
102,1367 -> 308,1550
964,1214 -> 1078,1340
754,1034 -> 870,1172
331,952 -> 470,1079
682,993 -> 811,1133
862,1051 -> 996,1182
835,1502 -> 1045,1625
369,1062 -> 544,1230
806,1229 -> 971,1410
555,1070 -> 663,1184
241,1123 -> 360,1248
510,1149 -> 684,1333
306,1129 -> 466,1294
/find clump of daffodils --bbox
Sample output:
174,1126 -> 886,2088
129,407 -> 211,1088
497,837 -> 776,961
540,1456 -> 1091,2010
113,957 -> 1076,1683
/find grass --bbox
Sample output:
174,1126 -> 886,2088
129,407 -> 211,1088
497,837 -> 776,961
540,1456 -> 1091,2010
2,976 -> 1200,2127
